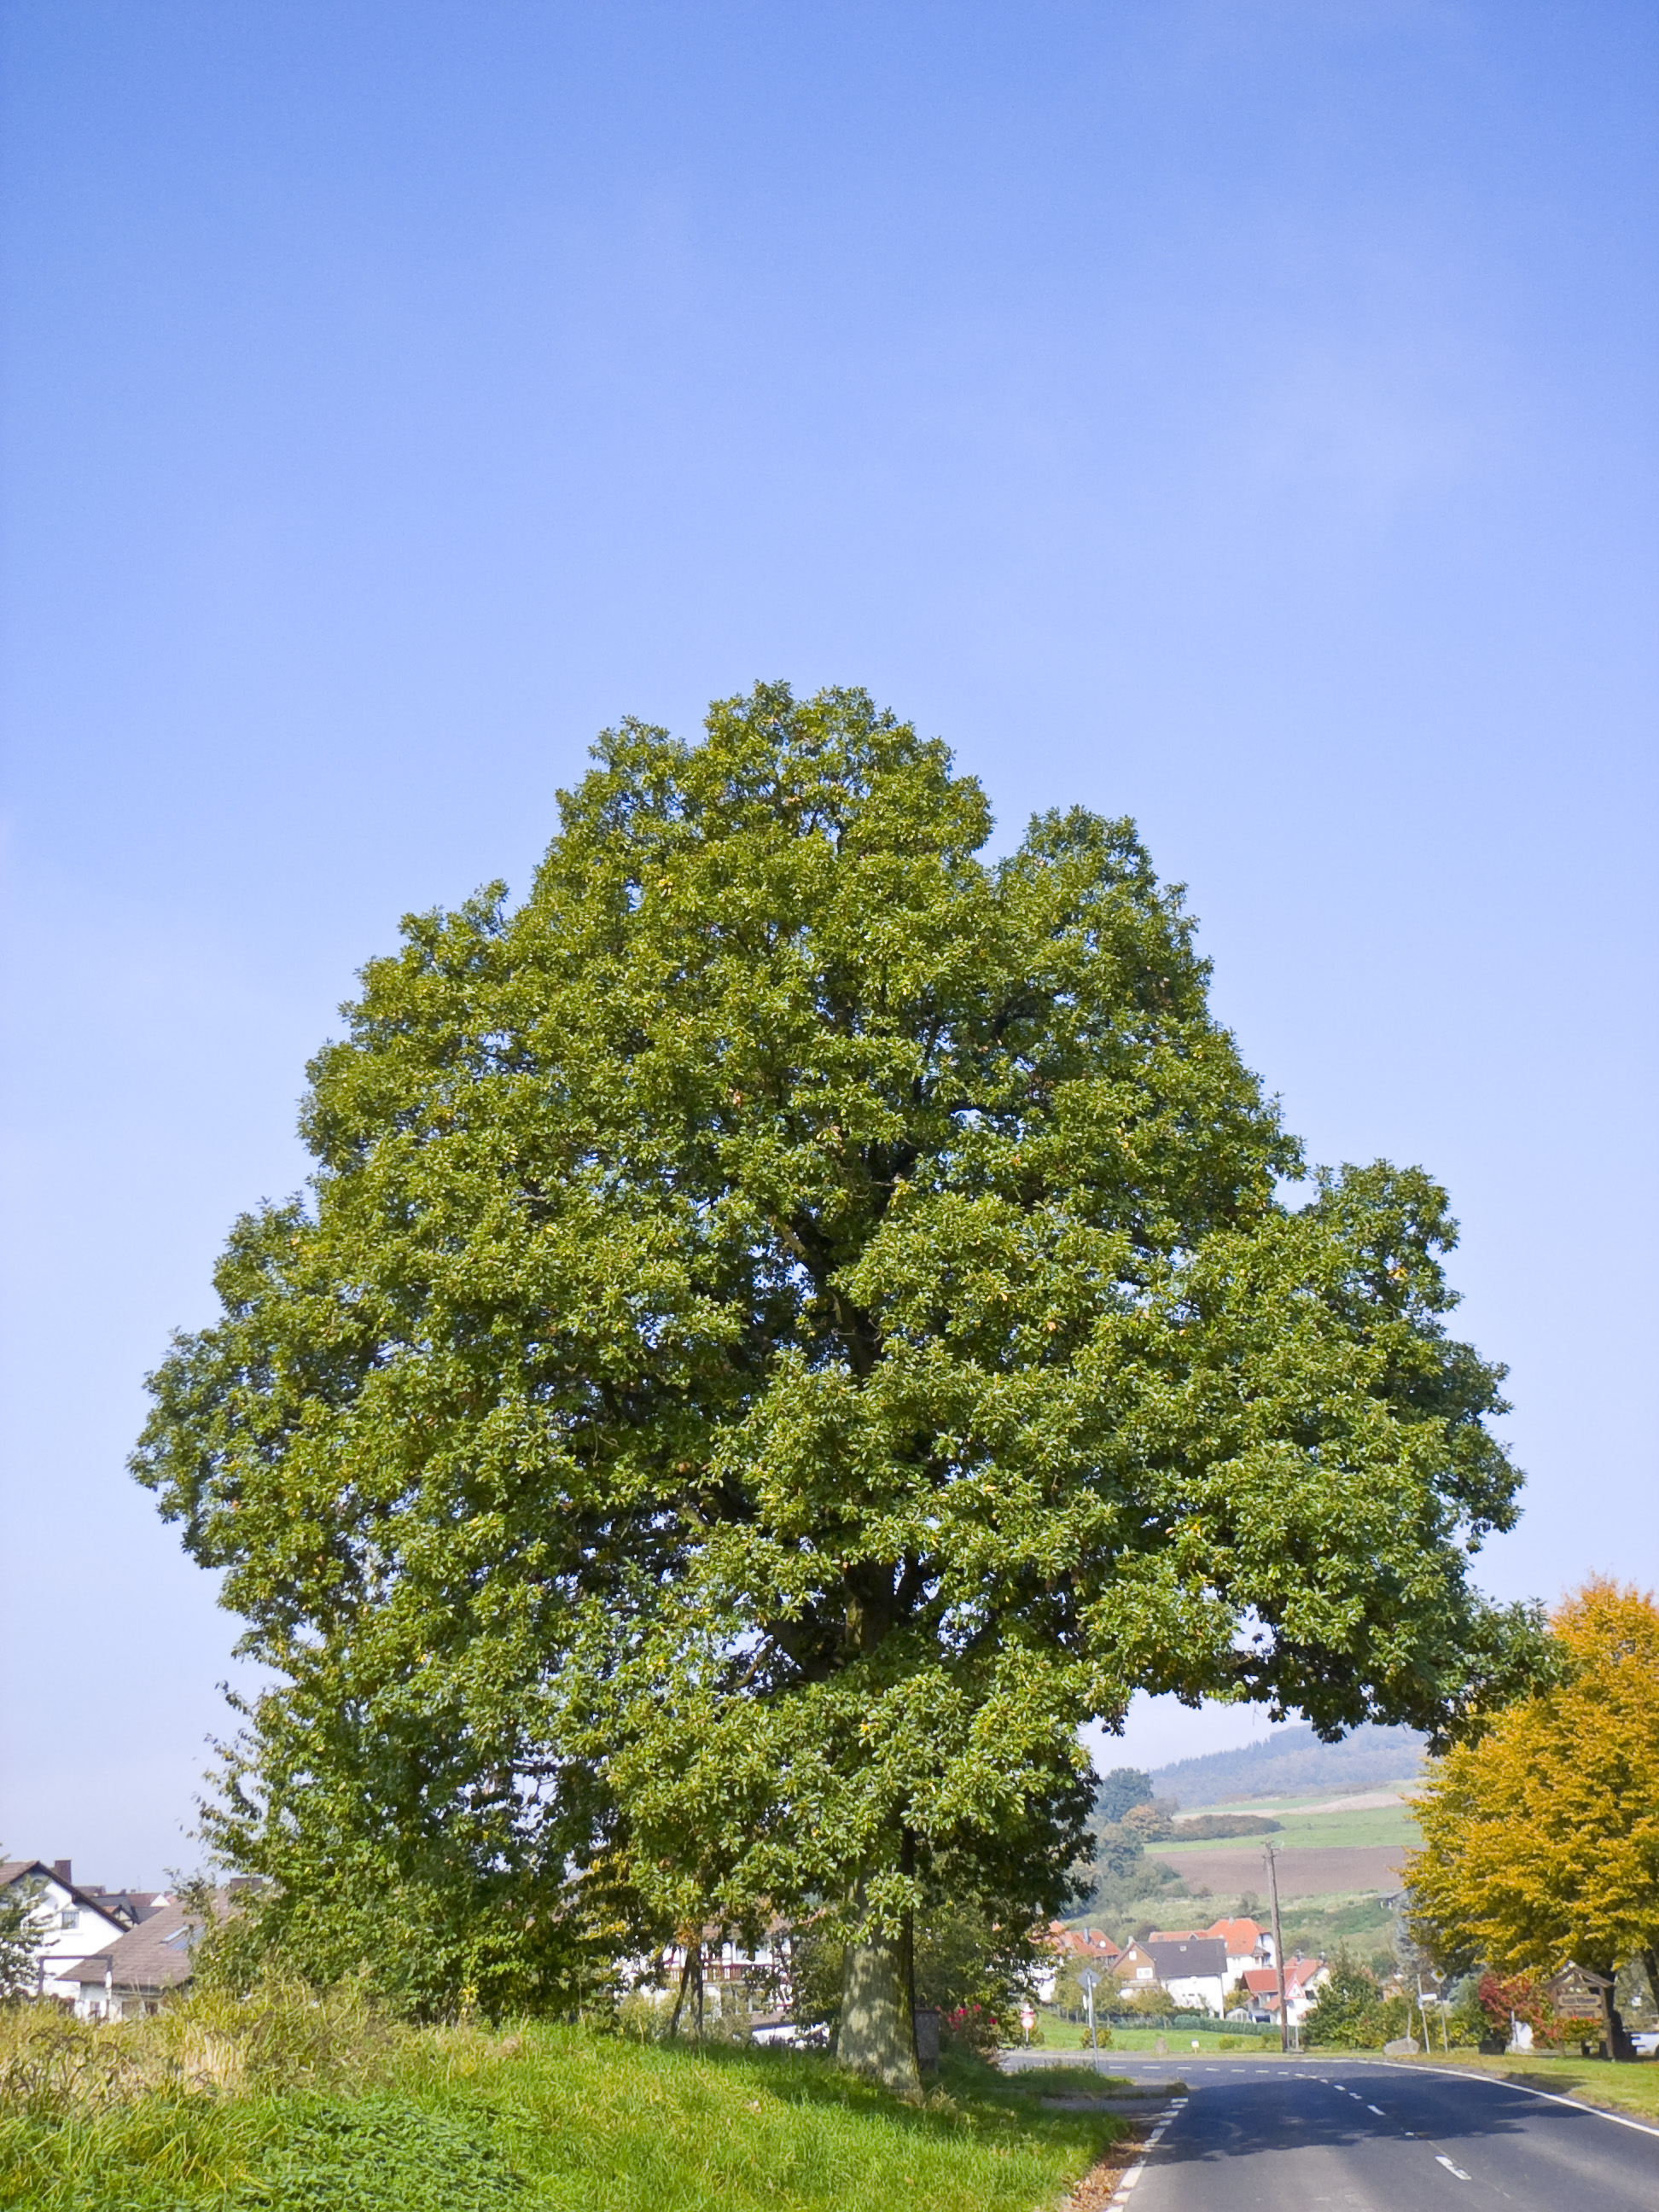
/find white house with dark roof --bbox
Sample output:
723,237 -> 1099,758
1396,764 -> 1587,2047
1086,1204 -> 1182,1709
0,1860 -> 148,2004
1144,1936 -> 1229,2016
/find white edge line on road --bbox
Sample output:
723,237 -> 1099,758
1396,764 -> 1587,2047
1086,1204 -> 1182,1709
1375,2060 -> 1659,2140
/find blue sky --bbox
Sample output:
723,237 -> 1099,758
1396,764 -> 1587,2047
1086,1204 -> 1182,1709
2,2 -> 1654,1884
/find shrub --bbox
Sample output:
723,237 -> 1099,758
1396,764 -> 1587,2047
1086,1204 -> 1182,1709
940,2002 -> 1005,2055
1301,1954 -> 1409,2051
1475,1971 -> 1569,2049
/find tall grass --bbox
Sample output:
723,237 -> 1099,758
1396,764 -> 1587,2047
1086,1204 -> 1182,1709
0,1989 -> 1126,2211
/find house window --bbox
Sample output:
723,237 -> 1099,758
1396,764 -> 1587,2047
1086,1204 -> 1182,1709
59,1908 -> 79,1930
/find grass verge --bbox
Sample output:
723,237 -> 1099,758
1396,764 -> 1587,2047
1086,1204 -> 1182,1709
0,2000 -> 1131,2212
1034,2017 -> 1274,2053
1390,2050 -> 1659,2125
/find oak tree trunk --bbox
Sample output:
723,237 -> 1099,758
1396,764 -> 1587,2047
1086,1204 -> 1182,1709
835,1877 -> 921,2099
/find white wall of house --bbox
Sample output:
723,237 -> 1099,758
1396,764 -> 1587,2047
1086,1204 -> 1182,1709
1164,1973 -> 1226,2017
1220,1941 -> 1272,1981
12,1874 -> 130,2004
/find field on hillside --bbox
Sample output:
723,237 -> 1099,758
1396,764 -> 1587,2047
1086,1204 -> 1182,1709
1157,1789 -> 1420,1856
1149,1782 -> 1420,1911
0,2004 -> 1129,2212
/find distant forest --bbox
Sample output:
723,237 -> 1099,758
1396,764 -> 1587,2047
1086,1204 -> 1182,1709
1150,1722 -> 1426,1807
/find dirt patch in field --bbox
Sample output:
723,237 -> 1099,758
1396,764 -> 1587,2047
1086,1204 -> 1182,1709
1150,1842 -> 1409,1897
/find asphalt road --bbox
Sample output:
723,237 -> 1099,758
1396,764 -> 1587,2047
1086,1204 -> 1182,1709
1001,2051 -> 1659,2209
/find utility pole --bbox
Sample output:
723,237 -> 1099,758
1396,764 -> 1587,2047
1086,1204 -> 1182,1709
1265,1843 -> 1289,2054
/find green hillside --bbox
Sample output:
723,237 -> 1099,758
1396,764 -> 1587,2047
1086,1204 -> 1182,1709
1150,1723 -> 1425,1807
1155,1796 -> 1421,1854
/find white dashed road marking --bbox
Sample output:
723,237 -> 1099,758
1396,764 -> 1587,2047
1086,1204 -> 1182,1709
1109,2100 -> 1182,2208
1366,2103 -> 1385,2115
1435,2154 -> 1472,2180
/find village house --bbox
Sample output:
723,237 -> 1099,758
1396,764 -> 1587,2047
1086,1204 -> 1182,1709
0,1860 -> 161,2005
1111,1937 -> 1162,1993
1151,1916 -> 1275,1981
1144,1936 -> 1229,2016
58,1899 -> 208,2021
1033,1923 -> 1121,2003
1237,1953 -> 1330,2026
1202,1916 -> 1275,1980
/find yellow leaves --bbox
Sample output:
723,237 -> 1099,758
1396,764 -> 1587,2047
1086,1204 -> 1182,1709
1408,1577 -> 1659,1976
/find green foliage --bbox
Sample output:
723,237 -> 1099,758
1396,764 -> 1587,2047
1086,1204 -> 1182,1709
788,1898 -> 1043,2048
244,2101 -> 527,2210
1440,1975 -> 1490,2047
1118,1802 -> 1179,1843
0,1981 -> 400,2111
1301,1952 -> 1410,2050
134,682 -> 1524,2018
1094,1768 -> 1155,1825
1167,1813 -> 1281,1839
0,1869 -> 44,2003
1112,1982 -> 1179,2018
1049,1958 -> 1113,2034
1088,1823 -> 1149,1887
0,2016 -> 1128,2212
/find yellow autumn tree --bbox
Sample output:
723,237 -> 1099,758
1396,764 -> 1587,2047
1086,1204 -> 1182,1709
1406,1578 -> 1659,2017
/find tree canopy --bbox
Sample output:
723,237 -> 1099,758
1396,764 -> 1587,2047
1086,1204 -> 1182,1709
1407,1578 -> 1659,2023
1094,1768 -> 1155,1825
136,683 -> 1532,2083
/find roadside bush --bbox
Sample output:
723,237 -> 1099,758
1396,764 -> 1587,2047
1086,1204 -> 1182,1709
1302,1954 -> 1410,2051
1475,1971 -> 1569,2050
940,2002 -> 1005,2055
1113,1983 -> 1176,2017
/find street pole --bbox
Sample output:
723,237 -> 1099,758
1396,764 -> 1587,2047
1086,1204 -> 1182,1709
1079,1968 -> 1101,2073
1265,1843 -> 1289,2054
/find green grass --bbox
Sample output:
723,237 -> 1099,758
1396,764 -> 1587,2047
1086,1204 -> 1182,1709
1277,1889 -> 1400,1963
0,2012 -> 1130,2212
1155,1802 -> 1420,1854
1390,2050 -> 1659,2125
1033,2014 -> 1273,2054
992,2067 -> 1138,2096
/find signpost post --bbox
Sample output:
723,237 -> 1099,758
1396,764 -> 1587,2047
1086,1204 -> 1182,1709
1078,1968 -> 1101,2072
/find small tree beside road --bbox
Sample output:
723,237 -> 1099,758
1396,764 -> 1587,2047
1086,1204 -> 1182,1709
1407,1578 -> 1659,2047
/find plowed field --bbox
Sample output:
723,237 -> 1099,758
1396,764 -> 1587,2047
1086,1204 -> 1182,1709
1148,1842 -> 1409,1897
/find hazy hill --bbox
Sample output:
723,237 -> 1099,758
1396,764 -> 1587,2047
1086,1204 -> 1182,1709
1150,1722 -> 1425,1807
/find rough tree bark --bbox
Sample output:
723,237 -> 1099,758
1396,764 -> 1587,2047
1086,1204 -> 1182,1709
667,1932 -> 704,2040
836,1874 -> 921,2098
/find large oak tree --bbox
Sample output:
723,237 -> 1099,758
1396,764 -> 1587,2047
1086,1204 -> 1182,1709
138,684 -> 1532,2086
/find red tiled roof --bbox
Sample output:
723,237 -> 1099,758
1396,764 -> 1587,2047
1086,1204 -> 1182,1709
1205,1918 -> 1266,1951
1243,1956 -> 1324,1996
